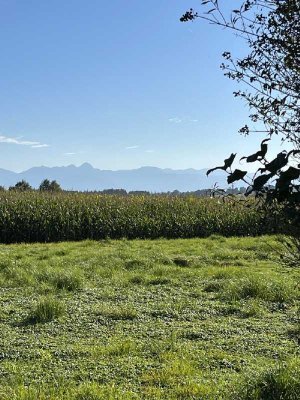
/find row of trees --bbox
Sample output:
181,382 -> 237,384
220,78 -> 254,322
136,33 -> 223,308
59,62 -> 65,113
0,179 -> 62,192
0,183 -> 247,196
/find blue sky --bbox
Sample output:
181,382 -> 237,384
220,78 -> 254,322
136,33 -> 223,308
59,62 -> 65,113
0,0 -> 273,172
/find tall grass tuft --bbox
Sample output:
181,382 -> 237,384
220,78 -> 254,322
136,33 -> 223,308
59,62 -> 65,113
95,305 -> 137,321
28,297 -> 65,323
51,272 -> 83,291
233,359 -> 300,400
220,275 -> 297,302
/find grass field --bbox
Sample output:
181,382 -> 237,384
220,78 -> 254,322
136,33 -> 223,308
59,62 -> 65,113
0,236 -> 299,399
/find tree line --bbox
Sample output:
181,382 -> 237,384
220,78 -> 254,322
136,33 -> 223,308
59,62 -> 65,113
0,180 -> 248,196
0,179 -> 62,192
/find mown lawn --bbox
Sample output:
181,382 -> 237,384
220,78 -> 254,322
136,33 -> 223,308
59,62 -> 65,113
0,236 -> 299,399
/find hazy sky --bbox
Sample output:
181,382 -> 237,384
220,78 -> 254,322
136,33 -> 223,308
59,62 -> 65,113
0,0 -> 276,171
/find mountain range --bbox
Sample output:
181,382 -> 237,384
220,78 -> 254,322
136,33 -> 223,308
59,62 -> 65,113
0,163 -> 235,192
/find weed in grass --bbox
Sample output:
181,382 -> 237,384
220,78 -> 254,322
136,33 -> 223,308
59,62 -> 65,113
38,253 -> 50,261
233,359 -> 300,400
219,300 -> 263,318
147,276 -> 171,285
173,257 -> 190,267
95,305 -> 137,321
218,304 -> 241,317
209,234 -> 226,242
74,384 -> 105,400
0,383 -> 136,400
287,324 -> 300,345
0,386 -> 52,400
241,300 -> 264,318
128,274 -> 145,285
143,354 -> 197,388
36,270 -> 83,291
150,308 -> 178,320
226,277 -> 264,300
0,259 -> 32,287
91,340 -> 137,358
75,384 -> 103,400
211,267 -> 241,280
255,250 -> 271,260
146,332 -> 179,357
189,289 -> 203,299
51,272 -> 83,291
203,280 -> 223,293
74,383 -> 138,400
211,269 -> 231,280
27,297 -> 65,323
54,250 -> 68,257
268,281 -> 296,303
220,275 -> 296,303
123,259 -> 147,270
174,382 -> 212,400
155,254 -> 173,265
145,266 -> 173,286
184,331 -> 209,341
105,339 -> 137,357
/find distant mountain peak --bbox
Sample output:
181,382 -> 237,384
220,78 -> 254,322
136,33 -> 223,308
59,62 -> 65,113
80,162 -> 93,169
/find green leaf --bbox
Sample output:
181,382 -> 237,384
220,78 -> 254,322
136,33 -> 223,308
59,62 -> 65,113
227,169 -> 247,184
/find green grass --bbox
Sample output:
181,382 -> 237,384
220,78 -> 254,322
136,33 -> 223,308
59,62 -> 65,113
0,235 -> 299,399
26,297 -> 65,323
232,359 -> 300,400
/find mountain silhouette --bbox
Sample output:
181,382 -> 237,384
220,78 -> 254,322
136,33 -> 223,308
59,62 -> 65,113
0,164 -> 235,192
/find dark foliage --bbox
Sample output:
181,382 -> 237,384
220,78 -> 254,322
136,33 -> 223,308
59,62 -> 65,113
9,180 -> 32,192
181,1 -> 300,241
182,0 -> 299,200
39,179 -> 62,192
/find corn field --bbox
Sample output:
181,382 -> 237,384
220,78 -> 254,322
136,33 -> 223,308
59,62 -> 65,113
0,192 -> 279,243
